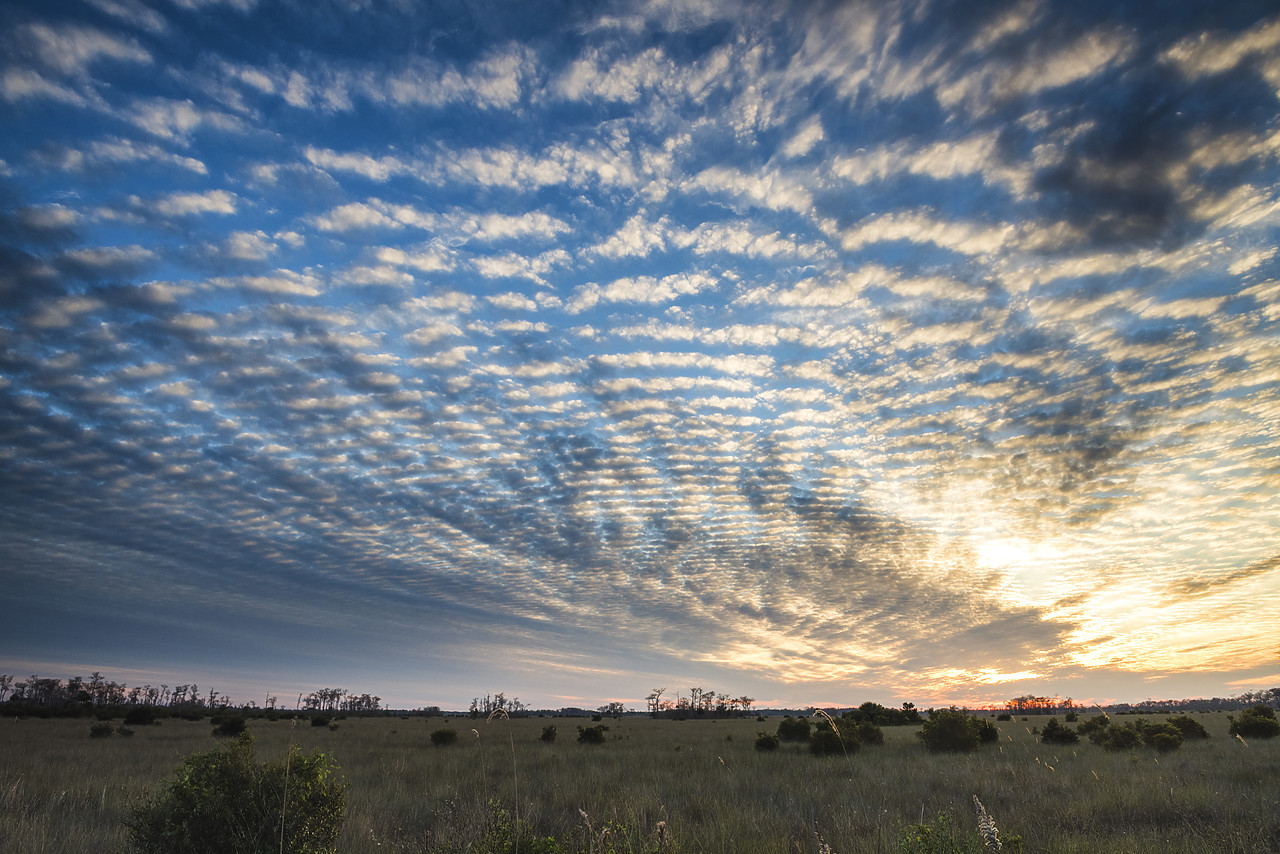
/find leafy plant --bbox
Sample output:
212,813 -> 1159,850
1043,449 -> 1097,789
212,715 -> 248,737
127,732 -> 345,854
89,722 -> 114,738
1039,717 -> 1079,745
918,708 -> 988,753
1228,704 -> 1280,739
775,715 -> 811,742
430,728 -> 459,747
754,731 -> 780,751
540,724 -> 557,743
1165,715 -> 1209,740
576,724 -> 609,744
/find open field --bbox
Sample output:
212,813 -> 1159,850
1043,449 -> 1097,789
1,711 -> 1276,853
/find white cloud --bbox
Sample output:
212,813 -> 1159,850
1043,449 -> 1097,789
1,68 -> 89,106
311,201 -> 400,232
841,210 -> 1015,256
373,245 -> 455,272
127,97 -> 243,142
1161,15 -> 1280,79
211,269 -> 322,296
487,292 -> 539,311
17,22 -> 151,76
405,321 -> 464,346
590,214 -> 669,258
781,117 -> 824,158
304,146 -> 408,181
222,230 -> 277,260
686,165 -> 813,215
151,189 -> 236,216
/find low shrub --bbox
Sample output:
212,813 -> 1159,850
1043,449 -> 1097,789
918,708 -> 988,754
310,716 -> 331,728
213,715 -> 248,737
1229,704 -> 1280,740
123,706 -> 161,726
540,725 -> 557,743
1040,717 -> 1079,745
576,724 -> 609,744
430,728 -> 458,747
1166,715 -> 1210,740
754,732 -> 780,752
857,720 -> 886,746
89,722 -> 115,738
775,715 -> 811,742
127,733 -> 345,854
810,716 -> 860,756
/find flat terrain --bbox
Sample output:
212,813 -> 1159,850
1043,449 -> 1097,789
1,711 -> 1276,852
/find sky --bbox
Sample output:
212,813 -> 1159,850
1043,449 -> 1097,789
1,0 -> 1278,713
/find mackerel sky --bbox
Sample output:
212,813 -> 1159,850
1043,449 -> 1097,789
2,0 -> 1278,711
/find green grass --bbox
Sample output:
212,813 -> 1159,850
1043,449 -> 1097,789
0,712 -> 1276,852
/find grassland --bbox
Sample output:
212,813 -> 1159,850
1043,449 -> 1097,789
1,711 -> 1276,853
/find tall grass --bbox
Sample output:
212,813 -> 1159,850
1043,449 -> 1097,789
0,712 -> 1275,853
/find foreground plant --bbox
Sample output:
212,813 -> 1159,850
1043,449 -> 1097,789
128,732 -> 345,854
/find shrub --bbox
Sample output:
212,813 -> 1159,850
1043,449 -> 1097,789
1079,715 -> 1111,743
1040,717 -> 1079,745
118,725 -> 135,737
89,722 -> 115,738
754,732 -> 780,751
128,733 -> 345,854
540,725 -> 557,743
1166,715 -> 1210,740
996,712 -> 1012,721
1065,711 -> 1079,722
213,716 -> 248,738
917,708 -> 986,754
430,728 -> 459,747
576,724 -> 609,744
1100,721 -> 1143,751
310,716 -> 331,728
1229,704 -> 1280,740
857,720 -> 885,746
810,715 -> 861,756
124,706 -> 161,726
776,715 -> 811,742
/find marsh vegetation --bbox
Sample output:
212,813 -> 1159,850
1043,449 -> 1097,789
0,711 -> 1275,853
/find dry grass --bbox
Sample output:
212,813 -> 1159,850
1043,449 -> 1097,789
0,712 -> 1276,853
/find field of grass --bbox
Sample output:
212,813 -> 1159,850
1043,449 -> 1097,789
1,710 -> 1276,853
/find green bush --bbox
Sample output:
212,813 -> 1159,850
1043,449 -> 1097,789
1079,715 -> 1111,743
1166,715 -> 1209,740
1039,717 -> 1079,745
1229,704 -> 1280,740
124,706 -> 162,726
213,715 -> 248,737
1099,721 -> 1143,751
540,725 -> 557,743
430,728 -> 459,747
810,715 -> 862,756
917,708 -> 986,753
754,732 -> 780,751
310,716 -> 330,728
857,720 -> 885,746
775,715 -> 811,742
89,722 -> 114,738
127,733 -> 345,854
576,724 -> 609,744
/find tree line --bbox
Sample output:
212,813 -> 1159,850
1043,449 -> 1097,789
0,673 -> 382,716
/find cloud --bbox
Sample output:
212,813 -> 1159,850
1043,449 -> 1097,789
13,21 -> 152,76
151,189 -> 236,216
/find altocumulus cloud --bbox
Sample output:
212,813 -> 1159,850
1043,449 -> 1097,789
0,0 -> 1278,709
